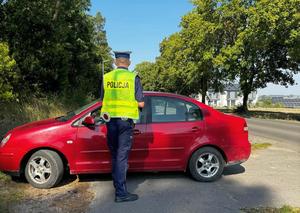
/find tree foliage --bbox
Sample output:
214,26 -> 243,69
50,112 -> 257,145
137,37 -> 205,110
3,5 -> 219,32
215,0 -> 300,111
135,0 -> 300,108
134,61 -> 158,91
0,0 -> 112,101
0,42 -> 18,100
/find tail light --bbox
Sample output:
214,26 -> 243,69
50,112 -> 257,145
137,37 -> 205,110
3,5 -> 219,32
243,122 -> 248,132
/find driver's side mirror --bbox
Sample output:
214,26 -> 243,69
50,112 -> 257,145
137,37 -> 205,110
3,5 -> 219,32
82,116 -> 95,127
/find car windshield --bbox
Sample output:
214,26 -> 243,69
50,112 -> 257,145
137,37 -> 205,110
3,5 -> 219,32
56,100 -> 99,121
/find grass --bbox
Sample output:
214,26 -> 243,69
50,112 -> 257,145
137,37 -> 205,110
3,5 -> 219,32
0,95 -> 87,136
251,142 -> 272,151
241,205 -> 300,213
0,171 -> 94,213
0,172 -> 25,213
216,107 -> 300,121
250,107 -> 300,114
0,171 -> 11,182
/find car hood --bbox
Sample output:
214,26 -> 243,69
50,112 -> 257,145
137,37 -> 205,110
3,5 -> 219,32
12,118 -> 64,132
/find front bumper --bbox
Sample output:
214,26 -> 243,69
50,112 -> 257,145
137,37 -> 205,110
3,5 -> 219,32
0,151 -> 20,174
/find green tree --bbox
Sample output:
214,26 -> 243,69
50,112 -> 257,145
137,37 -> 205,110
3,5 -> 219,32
215,0 -> 300,112
1,0 -> 112,99
0,42 -> 18,101
92,12 -> 113,74
134,61 -> 158,91
137,0 -> 228,102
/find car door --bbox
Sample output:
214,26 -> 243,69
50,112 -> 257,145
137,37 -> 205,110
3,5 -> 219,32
75,106 -> 149,173
137,96 -> 204,171
74,108 -> 111,173
127,97 -> 149,170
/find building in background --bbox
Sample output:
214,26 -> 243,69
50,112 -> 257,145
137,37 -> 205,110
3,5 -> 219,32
196,84 -> 258,108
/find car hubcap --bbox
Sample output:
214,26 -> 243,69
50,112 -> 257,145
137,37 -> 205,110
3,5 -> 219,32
196,153 -> 220,178
28,156 -> 52,184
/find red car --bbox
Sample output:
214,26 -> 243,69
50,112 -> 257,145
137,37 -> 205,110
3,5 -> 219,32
0,92 -> 250,188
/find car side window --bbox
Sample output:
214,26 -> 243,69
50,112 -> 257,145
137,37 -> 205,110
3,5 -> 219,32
186,102 -> 203,121
79,105 -> 146,126
151,97 -> 202,123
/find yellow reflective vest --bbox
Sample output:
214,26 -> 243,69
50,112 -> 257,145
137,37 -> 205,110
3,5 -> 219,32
101,69 -> 139,119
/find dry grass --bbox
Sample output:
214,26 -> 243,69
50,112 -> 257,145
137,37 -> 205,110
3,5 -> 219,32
241,205 -> 300,213
249,135 -> 273,151
0,173 -> 94,213
249,107 -> 300,114
0,97 -> 73,136
216,107 -> 300,121
0,173 -> 26,212
251,143 -> 272,151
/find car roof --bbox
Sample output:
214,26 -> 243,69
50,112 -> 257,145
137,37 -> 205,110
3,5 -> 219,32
143,91 -> 191,99
88,91 -> 211,116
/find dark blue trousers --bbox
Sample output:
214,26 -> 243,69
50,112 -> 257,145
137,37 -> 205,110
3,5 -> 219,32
106,118 -> 134,197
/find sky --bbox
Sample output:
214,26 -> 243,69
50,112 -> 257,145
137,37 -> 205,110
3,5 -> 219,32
90,0 -> 300,96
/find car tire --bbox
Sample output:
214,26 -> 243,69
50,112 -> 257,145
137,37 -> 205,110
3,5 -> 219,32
189,147 -> 225,182
25,150 -> 64,189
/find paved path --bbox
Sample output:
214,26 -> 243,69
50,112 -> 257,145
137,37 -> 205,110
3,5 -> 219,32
87,132 -> 300,213
246,118 -> 300,144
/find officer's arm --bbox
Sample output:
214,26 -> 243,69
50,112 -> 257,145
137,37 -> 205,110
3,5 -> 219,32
135,76 -> 145,108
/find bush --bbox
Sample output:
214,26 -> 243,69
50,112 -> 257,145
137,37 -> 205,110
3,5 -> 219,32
255,98 -> 284,108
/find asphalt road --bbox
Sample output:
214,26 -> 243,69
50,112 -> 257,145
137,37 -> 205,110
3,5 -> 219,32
246,118 -> 300,144
87,118 -> 300,213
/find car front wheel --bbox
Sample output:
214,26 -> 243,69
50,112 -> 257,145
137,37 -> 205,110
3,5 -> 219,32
189,147 -> 225,182
25,150 -> 64,188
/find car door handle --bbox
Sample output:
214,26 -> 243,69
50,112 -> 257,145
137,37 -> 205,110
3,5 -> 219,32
133,129 -> 141,135
191,127 -> 200,132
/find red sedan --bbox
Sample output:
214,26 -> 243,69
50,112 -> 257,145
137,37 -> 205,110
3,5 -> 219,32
0,92 -> 251,188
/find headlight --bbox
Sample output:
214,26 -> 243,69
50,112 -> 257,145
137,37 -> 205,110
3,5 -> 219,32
1,133 -> 11,147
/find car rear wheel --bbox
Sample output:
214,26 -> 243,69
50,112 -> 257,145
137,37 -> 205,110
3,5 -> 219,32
189,147 -> 225,182
25,150 -> 64,189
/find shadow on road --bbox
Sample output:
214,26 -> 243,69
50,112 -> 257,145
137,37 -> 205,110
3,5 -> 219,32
77,164 -> 246,184
81,165 -> 274,213
223,164 -> 245,176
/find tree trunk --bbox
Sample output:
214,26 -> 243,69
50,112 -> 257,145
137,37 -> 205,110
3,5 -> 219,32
201,77 -> 207,104
242,92 -> 249,113
201,92 -> 206,103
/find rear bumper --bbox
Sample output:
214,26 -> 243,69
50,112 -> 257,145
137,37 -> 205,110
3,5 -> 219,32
225,140 -> 251,165
226,158 -> 248,167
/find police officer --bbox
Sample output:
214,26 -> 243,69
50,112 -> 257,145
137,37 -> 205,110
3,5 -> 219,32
100,51 -> 144,202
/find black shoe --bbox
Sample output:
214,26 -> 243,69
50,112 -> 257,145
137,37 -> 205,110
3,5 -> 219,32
115,193 -> 139,203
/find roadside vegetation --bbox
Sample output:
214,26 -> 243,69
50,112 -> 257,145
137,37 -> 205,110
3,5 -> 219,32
251,142 -> 272,151
0,172 -> 25,212
0,172 -> 94,213
216,107 -> 300,121
0,95 -> 92,136
254,98 -> 285,108
241,205 -> 300,213
249,135 -> 273,151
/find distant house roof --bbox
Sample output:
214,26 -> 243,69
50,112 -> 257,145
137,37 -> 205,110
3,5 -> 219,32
208,84 -> 240,93
225,84 -> 240,91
